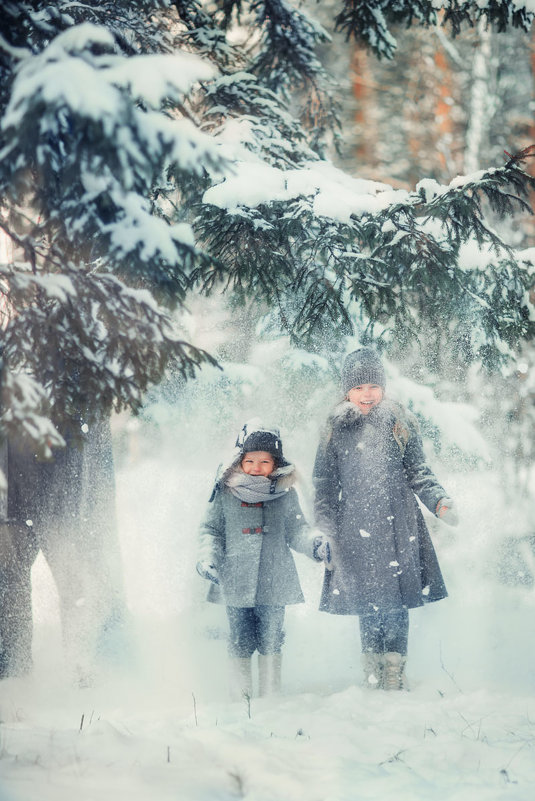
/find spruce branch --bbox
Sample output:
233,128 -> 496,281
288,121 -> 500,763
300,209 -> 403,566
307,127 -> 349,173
504,144 -> 535,169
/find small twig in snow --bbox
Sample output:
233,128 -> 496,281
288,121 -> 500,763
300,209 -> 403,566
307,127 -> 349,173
192,692 -> 198,727
504,740 -> 533,771
439,645 -> 463,694
458,711 -> 490,742
379,749 -> 408,767
500,768 -> 518,784
229,770 -> 245,797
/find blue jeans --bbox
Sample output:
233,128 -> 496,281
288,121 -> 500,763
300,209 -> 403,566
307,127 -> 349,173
359,608 -> 409,655
226,605 -> 285,658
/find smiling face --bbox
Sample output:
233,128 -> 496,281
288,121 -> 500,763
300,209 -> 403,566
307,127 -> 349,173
241,450 -> 276,477
347,383 -> 384,414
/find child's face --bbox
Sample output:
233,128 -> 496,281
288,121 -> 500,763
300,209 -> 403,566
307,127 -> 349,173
347,383 -> 383,414
241,451 -> 276,477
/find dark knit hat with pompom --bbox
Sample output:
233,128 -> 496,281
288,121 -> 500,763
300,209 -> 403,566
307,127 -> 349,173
236,420 -> 285,465
242,430 -> 283,461
342,348 -> 386,394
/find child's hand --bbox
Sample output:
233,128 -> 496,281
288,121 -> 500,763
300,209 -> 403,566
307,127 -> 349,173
196,560 -> 220,584
313,536 -> 333,567
436,497 -> 459,527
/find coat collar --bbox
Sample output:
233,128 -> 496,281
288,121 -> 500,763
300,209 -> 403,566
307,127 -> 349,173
329,398 -> 392,426
327,398 -> 415,454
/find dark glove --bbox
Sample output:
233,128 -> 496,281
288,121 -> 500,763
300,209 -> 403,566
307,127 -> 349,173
436,497 -> 459,527
313,536 -> 332,566
196,560 -> 220,584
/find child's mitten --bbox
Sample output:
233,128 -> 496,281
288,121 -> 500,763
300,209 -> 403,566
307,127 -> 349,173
196,560 -> 220,584
436,497 -> 459,526
313,536 -> 332,566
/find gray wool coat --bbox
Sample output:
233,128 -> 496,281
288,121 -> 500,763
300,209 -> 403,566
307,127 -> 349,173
313,400 -> 448,615
198,464 -> 317,608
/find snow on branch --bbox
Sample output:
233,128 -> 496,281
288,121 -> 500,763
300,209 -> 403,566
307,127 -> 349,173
0,369 -> 65,459
203,160 -> 399,221
0,258 -> 219,452
196,152 -> 535,366
2,24 -> 217,130
0,23 -> 230,297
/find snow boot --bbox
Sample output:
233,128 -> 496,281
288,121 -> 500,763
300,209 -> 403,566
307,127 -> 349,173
258,652 -> 282,697
362,651 -> 383,689
229,657 -> 253,701
383,652 -> 406,691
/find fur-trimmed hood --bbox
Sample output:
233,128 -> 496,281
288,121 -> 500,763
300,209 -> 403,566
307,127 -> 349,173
208,455 -> 297,503
209,417 -> 296,501
224,461 -> 296,492
325,397 -> 418,455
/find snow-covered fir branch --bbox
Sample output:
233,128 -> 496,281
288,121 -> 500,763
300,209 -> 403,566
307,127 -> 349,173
0,0 -> 534,454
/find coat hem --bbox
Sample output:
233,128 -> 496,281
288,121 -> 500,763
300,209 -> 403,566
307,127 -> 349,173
318,592 -> 448,616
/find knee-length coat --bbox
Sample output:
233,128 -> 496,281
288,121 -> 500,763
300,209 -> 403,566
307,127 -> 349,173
198,462 -> 317,608
313,400 -> 448,615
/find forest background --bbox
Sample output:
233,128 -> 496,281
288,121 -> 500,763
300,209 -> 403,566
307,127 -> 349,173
1,2 -> 535,799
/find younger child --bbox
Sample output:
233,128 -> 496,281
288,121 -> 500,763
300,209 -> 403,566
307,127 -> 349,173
197,420 -> 328,699
314,348 -> 457,690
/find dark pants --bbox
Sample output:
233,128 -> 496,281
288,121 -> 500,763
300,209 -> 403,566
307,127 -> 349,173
359,608 -> 409,655
226,605 -> 285,658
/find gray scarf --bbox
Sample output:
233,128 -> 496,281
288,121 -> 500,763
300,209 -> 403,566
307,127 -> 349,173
226,465 -> 294,503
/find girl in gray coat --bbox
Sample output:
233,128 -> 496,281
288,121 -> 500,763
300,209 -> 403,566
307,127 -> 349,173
313,348 -> 457,691
197,420 -> 327,699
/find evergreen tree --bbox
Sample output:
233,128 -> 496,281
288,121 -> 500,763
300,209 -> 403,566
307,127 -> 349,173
335,0 -> 534,59
0,0 -> 533,458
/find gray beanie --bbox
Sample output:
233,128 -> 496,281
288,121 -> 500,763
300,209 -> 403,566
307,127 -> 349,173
342,348 -> 386,394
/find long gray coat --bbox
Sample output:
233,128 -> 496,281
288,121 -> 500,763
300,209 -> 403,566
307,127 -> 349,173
313,400 -> 448,615
198,465 -> 316,608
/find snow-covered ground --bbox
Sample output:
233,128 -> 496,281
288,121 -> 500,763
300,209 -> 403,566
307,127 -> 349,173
1,421 -> 534,801
2,656 -> 534,801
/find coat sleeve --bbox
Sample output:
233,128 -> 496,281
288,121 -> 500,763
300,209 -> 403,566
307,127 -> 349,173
283,489 -> 317,560
402,420 -> 447,515
312,426 -> 339,539
197,490 -> 225,568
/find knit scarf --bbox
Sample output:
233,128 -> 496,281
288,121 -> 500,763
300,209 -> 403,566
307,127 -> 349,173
225,467 -> 293,504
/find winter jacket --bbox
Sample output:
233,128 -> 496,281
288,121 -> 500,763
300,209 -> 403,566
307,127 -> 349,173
198,462 -> 317,608
313,399 -> 448,615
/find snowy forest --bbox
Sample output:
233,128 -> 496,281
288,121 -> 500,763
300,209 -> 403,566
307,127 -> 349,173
0,1 -> 535,799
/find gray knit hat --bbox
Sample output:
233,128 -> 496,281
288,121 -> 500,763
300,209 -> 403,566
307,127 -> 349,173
342,348 -> 386,394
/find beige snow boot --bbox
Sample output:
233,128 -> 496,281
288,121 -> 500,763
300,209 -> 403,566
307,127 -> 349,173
229,657 -> 253,701
383,652 -> 407,691
258,652 -> 282,697
362,652 -> 384,689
